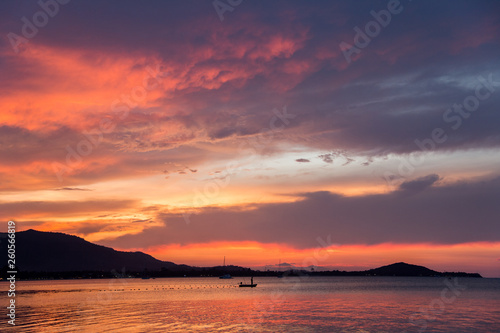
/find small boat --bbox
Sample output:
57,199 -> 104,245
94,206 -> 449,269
239,277 -> 257,288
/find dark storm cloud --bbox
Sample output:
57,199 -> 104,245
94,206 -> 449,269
103,175 -> 500,249
0,0 -> 499,200
1,0 -> 499,160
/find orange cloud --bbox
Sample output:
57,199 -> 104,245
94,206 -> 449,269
1,45 -> 168,131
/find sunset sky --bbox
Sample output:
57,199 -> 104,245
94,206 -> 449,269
1,0 -> 500,277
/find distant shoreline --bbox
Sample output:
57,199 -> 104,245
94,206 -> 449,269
1,230 -> 484,280
0,267 -> 483,281
0,275 -> 490,282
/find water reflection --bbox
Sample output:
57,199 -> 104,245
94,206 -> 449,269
1,276 -> 499,332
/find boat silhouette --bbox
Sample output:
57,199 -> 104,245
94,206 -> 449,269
239,277 -> 257,288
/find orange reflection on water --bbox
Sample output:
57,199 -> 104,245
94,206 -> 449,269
4,277 -> 500,332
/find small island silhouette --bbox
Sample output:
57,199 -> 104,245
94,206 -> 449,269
0,230 -> 482,280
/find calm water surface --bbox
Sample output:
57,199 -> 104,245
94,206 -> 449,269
1,276 -> 499,332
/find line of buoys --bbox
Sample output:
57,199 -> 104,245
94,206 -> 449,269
93,284 -> 240,292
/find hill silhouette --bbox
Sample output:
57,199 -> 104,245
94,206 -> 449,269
365,262 -> 440,276
0,229 -> 187,272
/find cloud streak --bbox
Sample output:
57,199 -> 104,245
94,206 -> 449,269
104,176 -> 500,249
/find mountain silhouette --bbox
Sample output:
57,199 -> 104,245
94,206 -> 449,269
364,262 -> 440,276
0,229 -> 187,272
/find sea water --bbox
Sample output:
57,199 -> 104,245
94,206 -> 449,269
1,276 -> 499,332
